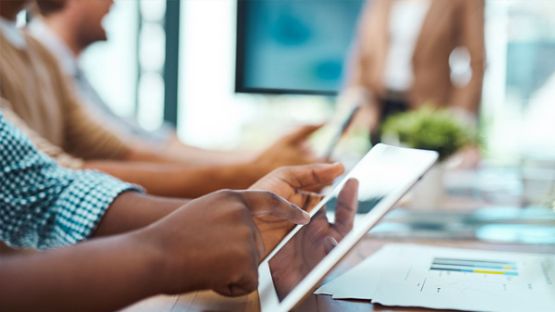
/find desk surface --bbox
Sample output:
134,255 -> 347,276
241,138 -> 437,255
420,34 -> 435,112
121,237 -> 555,312
122,168 -> 554,312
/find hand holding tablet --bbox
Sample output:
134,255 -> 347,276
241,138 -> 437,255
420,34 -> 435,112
269,178 -> 359,299
249,163 -> 345,259
258,144 -> 438,311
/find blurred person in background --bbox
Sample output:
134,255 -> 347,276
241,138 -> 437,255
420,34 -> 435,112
30,0 -> 255,166
30,0 -> 322,168
0,0 -> 323,198
343,0 -> 485,143
31,0 -> 173,146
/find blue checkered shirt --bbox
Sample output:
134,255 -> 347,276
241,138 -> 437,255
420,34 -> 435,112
0,113 -> 141,249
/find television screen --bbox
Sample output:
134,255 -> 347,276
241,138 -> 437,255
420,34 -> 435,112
236,0 -> 365,95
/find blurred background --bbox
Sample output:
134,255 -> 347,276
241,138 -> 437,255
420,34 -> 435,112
71,0 -> 555,160
29,0 -> 553,242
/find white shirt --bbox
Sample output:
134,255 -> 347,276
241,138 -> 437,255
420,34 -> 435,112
383,0 -> 431,92
0,16 -> 25,49
28,19 -> 171,143
28,19 -> 78,76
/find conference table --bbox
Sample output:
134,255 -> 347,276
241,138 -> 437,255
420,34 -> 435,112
122,167 -> 555,312
122,237 -> 554,312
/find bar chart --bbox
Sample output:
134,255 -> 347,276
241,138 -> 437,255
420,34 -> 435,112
317,244 -> 555,312
430,257 -> 519,276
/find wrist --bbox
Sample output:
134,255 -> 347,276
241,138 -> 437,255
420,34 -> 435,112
235,161 -> 270,188
127,228 -> 171,295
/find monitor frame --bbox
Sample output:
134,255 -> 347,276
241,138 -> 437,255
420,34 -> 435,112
234,0 -> 343,96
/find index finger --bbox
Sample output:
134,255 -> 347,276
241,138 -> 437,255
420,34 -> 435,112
239,191 -> 310,225
277,163 -> 345,189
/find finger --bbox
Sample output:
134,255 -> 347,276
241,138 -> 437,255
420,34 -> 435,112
277,163 -> 345,189
323,236 -> 339,254
214,284 -> 252,297
290,190 -> 324,212
241,191 -> 310,225
213,236 -> 259,297
248,216 -> 265,263
334,178 -> 359,235
215,265 -> 258,297
237,206 -> 265,266
280,124 -> 323,145
215,267 -> 258,297
246,229 -> 262,284
231,269 -> 259,297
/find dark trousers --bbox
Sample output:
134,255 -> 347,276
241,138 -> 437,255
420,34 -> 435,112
371,97 -> 409,145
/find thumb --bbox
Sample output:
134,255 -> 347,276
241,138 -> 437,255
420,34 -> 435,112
334,178 -> 359,235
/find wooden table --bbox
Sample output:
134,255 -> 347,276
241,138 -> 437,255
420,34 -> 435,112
121,236 -> 555,312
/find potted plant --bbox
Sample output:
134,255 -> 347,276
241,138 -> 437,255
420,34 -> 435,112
381,106 -> 477,208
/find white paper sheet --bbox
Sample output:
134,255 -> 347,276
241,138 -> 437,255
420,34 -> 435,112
314,253 -> 380,299
315,244 -> 555,312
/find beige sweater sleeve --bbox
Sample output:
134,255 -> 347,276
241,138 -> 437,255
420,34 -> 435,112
29,36 -> 134,161
61,88 -> 133,161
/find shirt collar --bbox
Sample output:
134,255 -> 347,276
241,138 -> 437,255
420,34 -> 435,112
28,18 -> 79,76
0,16 -> 26,49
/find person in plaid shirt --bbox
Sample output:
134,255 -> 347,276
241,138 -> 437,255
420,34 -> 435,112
0,111 -> 346,310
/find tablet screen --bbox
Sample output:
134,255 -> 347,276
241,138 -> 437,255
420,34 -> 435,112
267,144 -> 437,301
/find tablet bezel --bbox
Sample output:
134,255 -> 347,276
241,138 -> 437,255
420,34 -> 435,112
258,144 -> 438,312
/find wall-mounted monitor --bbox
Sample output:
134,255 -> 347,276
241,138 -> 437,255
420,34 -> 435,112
235,0 -> 364,95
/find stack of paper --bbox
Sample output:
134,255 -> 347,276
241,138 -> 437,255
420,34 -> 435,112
315,244 -> 555,312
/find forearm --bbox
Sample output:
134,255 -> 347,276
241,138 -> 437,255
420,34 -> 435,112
126,141 -> 253,166
165,143 -> 254,166
84,161 -> 265,198
93,192 -> 187,237
0,232 -> 161,312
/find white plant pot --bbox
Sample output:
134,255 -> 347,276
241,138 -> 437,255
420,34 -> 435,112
410,163 -> 445,210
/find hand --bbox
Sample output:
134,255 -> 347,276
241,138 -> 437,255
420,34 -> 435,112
357,100 -> 380,134
254,124 -> 324,171
249,163 -> 345,254
339,88 -> 379,134
268,179 -> 359,299
135,189 -> 309,297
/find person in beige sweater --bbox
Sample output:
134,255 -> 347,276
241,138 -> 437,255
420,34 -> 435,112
343,0 -> 485,141
30,0 -> 279,166
0,0 -> 324,198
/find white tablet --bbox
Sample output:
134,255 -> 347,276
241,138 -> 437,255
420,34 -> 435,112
258,144 -> 438,312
